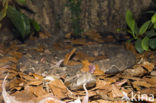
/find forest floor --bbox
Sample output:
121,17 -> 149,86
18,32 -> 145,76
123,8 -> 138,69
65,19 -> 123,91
0,31 -> 156,103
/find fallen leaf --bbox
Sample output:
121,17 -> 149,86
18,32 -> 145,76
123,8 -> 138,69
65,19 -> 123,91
27,80 -> 42,86
143,77 -> 156,87
132,80 -> 151,91
151,71 -> 156,76
31,73 -> 44,80
39,32 -> 51,39
64,48 -> 76,65
48,79 -> 68,99
26,85 -> 47,97
83,31 -> 104,43
8,78 -> 25,91
65,32 -> 72,39
139,88 -> 156,96
35,46 -> 45,52
80,60 -> 91,72
2,74 -> 35,103
111,84 -> 124,98
8,51 -> 23,59
0,56 -> 18,67
91,100 -> 128,103
96,80 -> 111,90
72,39 -> 87,45
122,65 -> 147,77
142,61 -> 154,72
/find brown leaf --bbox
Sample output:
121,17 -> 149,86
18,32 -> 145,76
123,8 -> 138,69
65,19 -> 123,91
39,32 -> 51,39
122,65 -> 147,77
144,77 -> 156,87
0,56 -> 18,67
142,61 -> 154,72
91,100 -> 128,103
64,48 -> 76,65
83,31 -> 104,43
9,51 -> 23,59
65,32 -> 72,39
140,88 -> 156,96
111,84 -> 124,98
96,79 -> 112,90
27,85 -> 47,97
48,79 -> 68,99
31,73 -> 44,80
35,46 -> 45,52
151,71 -> 156,76
8,79 -> 25,91
115,79 -> 128,87
132,80 -> 151,91
19,73 -> 37,81
71,39 -> 87,45
11,87 -> 36,101
27,80 -> 42,86
80,60 -> 91,72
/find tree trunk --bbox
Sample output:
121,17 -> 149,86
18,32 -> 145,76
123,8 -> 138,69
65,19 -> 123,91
24,0 -> 153,37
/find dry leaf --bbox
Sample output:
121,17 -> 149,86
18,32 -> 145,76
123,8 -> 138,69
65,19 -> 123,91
72,39 -> 87,45
132,80 -> 151,91
91,100 -> 129,103
31,74 -> 44,80
39,32 -> 51,39
151,71 -> 156,76
2,74 -> 34,103
8,51 -> 23,59
48,79 -> 68,99
65,32 -> 72,39
26,85 -> 47,97
115,79 -> 128,87
139,88 -> 156,96
35,46 -> 45,52
8,78 -> 25,91
96,79 -> 112,90
19,73 -> 37,81
122,65 -> 147,77
80,60 -> 91,72
83,31 -> 103,43
27,80 -> 42,86
142,61 -> 154,72
143,77 -> 156,87
111,84 -> 124,98
0,56 -> 18,67
64,48 -> 76,65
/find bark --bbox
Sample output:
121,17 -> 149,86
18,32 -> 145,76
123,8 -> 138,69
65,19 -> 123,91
24,0 -> 153,37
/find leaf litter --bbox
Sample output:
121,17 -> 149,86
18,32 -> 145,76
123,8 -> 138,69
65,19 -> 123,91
0,31 -> 155,103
